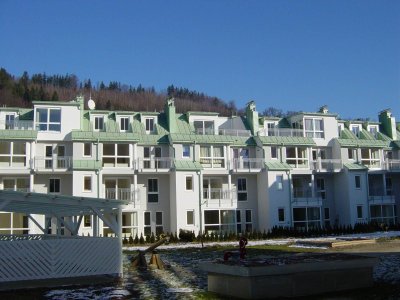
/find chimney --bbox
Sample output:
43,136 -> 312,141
379,109 -> 397,140
245,101 -> 259,135
165,97 -> 177,134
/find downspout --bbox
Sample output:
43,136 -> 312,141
365,171 -> 370,223
287,170 -> 293,228
198,170 -> 203,248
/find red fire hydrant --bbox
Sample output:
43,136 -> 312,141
239,237 -> 248,259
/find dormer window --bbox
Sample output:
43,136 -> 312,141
194,120 -> 214,135
5,114 -> 15,129
368,126 -> 378,137
120,117 -> 129,132
94,116 -> 104,131
145,118 -> 154,133
351,125 -> 360,137
304,118 -> 324,138
36,108 -> 61,132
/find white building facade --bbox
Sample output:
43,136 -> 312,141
0,96 -> 399,237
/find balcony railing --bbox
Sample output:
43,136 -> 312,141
368,187 -> 395,203
203,188 -> 237,207
218,129 -> 251,137
292,188 -> 322,205
384,159 -> 400,171
195,128 -> 215,135
136,158 -> 173,170
286,158 -> 309,169
3,188 -> 30,193
230,158 -> 264,171
200,158 -> 225,168
32,157 -> 72,171
310,159 -> 343,171
105,188 -> 140,207
0,120 -> 35,130
361,159 -> 381,169
259,128 -> 304,137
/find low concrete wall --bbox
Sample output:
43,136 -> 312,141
201,256 -> 377,299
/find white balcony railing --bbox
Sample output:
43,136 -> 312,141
203,188 -> 236,207
200,158 -> 225,168
136,158 -> 173,170
361,159 -> 381,169
105,188 -> 140,207
384,159 -> 400,171
0,120 -> 35,130
310,159 -> 343,171
292,188 -> 322,205
286,158 -> 309,169
259,128 -> 304,137
32,157 -> 72,171
230,158 -> 264,171
218,129 -> 251,137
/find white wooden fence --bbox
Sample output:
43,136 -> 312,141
0,235 -> 121,283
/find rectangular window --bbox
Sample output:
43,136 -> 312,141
145,118 -> 154,133
278,208 -> 285,222
187,210 -> 194,225
84,176 -> 92,192
245,210 -> 252,232
182,145 -> 190,158
236,210 -> 242,233
355,175 -> 361,189
36,108 -> 61,132
286,146 -> 308,168
357,205 -> 363,219
5,114 -> 15,129
120,117 -> 129,131
122,212 -> 138,237
316,178 -> 326,199
324,207 -> 330,227
271,146 -> 277,159
148,178 -> 159,202
351,125 -> 360,137
94,116 -> 104,131
237,178 -> 247,201
156,211 -> 163,235
293,207 -> 321,230
185,176 -> 193,191
144,212 -> 151,236
84,143 -> 92,157
304,118 -> 324,138
276,175 -> 283,190
200,145 -> 225,168
348,148 -> 355,160
83,215 -> 91,227
103,143 -> 130,167
194,120 -> 214,135
49,178 -> 60,193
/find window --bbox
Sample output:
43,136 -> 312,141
194,120 -> 214,135
187,210 -> 194,225
348,148 -> 355,160
103,143 -> 130,167
185,176 -> 193,191
276,175 -> 283,190
286,147 -> 308,168
94,116 -> 104,131
386,176 -> 392,196
204,210 -> 235,233
324,208 -> 330,227
144,212 -> 151,236
145,118 -> 154,133
232,148 -> 249,169
84,143 -> 92,157
0,212 -> 29,234
84,215 -> 91,227
368,126 -> 378,137
355,175 -> 361,189
0,141 -> 26,167
236,210 -> 242,233
3,178 -> 29,192
122,212 -> 138,237
316,178 -> 326,199
351,125 -> 360,137
84,176 -> 92,192
293,207 -> 321,230
266,122 -> 276,136
200,145 -> 224,168
156,212 -> 163,235
304,118 -> 324,138
5,114 -> 15,129
370,204 -> 396,225
278,208 -> 285,222
49,178 -> 60,193
245,210 -> 252,232
36,108 -> 61,132
361,148 -> 380,168
182,145 -> 190,158
120,117 -> 129,131
357,205 -> 363,219
237,178 -> 247,201
148,178 -> 158,202
271,147 -> 277,159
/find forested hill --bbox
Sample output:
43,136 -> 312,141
0,68 -> 238,116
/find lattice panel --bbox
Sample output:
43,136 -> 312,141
0,237 -> 120,282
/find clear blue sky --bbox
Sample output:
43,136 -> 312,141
0,0 -> 399,120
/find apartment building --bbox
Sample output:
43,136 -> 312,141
0,96 -> 398,237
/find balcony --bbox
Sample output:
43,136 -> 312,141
105,188 -> 141,208
286,158 -> 309,169
0,120 -> 35,130
368,188 -> 395,204
384,159 -> 400,171
32,157 -> 72,171
200,158 -> 225,169
292,188 -> 322,205
203,188 -> 237,208
361,159 -> 382,169
259,128 -> 304,137
136,158 -> 173,171
310,159 -> 343,172
218,129 -> 251,137
229,158 -> 264,172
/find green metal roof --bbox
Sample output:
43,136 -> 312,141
137,134 -> 169,145
0,130 -> 37,140
174,160 -> 203,171
73,160 -> 102,170
71,131 -> 139,142
257,136 -> 316,146
392,141 -> 400,149
265,161 -> 291,171
169,133 -> 234,144
336,138 -> 390,148
343,162 -> 368,170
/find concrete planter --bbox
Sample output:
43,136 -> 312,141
201,254 -> 378,299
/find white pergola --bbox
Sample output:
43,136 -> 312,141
0,190 -> 128,287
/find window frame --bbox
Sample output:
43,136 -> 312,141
182,144 -> 190,158
119,117 -> 129,132
83,143 -> 92,157
304,118 -> 324,138
186,210 -> 195,225
185,175 -> 193,191
94,116 -> 104,131
357,205 -> 363,219
278,208 -> 285,223
237,178 -> 247,201
83,175 -> 92,192
145,117 -> 155,133
355,175 -> 361,189
147,178 -> 159,203
49,178 -> 61,194
276,175 -> 283,190
35,107 -> 61,132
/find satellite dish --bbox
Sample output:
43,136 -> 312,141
88,98 -> 96,110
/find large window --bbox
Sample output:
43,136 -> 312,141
122,212 -> 138,237
94,116 -> 104,131
49,178 -> 60,194
0,212 -> 29,234
200,145 -> 224,168
36,108 -> 61,132
361,148 -> 380,168
0,141 -> 26,167
120,117 -> 129,132
147,178 -> 159,202
286,147 -> 308,168
103,143 -> 130,167
3,178 -> 29,192
204,210 -> 235,233
370,205 -> 397,225
237,178 -> 247,201
293,207 -> 321,230
304,118 -> 324,138
194,120 -> 214,135
143,146 -> 165,169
